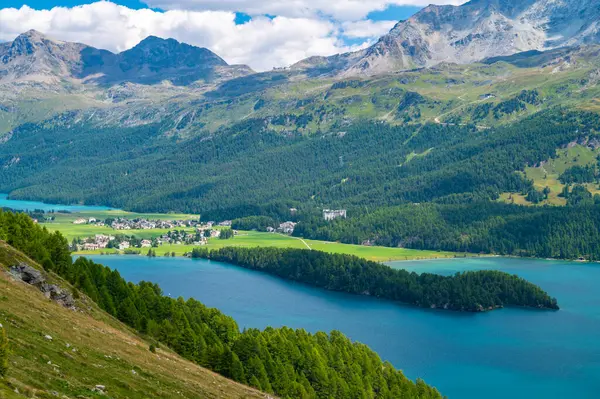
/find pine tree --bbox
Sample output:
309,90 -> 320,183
230,352 -> 246,383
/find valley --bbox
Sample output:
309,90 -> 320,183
0,195 -> 461,261
2,0 -> 600,398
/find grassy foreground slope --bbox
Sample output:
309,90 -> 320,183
0,242 -> 268,399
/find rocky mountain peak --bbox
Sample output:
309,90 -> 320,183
296,0 -> 600,77
0,30 -> 88,82
19,29 -> 48,39
5,30 -> 61,59
119,36 -> 228,72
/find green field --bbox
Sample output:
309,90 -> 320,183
74,230 -> 465,262
43,210 -> 199,240
44,210 -> 466,262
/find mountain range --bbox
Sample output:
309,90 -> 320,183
2,0 -> 600,85
297,0 -> 600,76
0,29 -> 253,85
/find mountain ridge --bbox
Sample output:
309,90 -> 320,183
294,0 -> 600,76
3,0 -> 600,85
0,30 -> 254,85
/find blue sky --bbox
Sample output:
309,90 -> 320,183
3,1 -> 423,21
0,1 -> 449,70
368,5 -> 423,22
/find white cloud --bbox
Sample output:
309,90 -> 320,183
0,2 -> 363,71
342,20 -> 398,39
145,0 -> 467,21
0,0 -> 469,71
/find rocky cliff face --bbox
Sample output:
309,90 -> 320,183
0,30 -> 253,85
296,0 -> 600,76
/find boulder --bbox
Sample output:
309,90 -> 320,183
93,385 -> 106,393
40,284 -> 75,308
10,263 -> 45,285
10,263 -> 75,308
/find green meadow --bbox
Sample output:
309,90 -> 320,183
74,230 -> 465,262
499,144 -> 600,206
0,242 -> 266,399
45,210 -> 465,262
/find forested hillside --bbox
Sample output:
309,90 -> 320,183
3,106 -> 600,258
0,210 -> 443,399
2,110 -> 599,220
294,202 -> 600,260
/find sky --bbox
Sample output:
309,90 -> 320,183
0,0 -> 467,71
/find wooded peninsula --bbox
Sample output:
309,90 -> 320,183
191,247 -> 559,312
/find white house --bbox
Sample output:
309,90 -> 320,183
119,241 -> 130,250
323,209 -> 347,221
278,221 -> 297,235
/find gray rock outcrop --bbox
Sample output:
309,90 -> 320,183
10,263 -> 45,285
9,263 -> 75,308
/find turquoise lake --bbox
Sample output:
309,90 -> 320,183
83,255 -> 600,399
0,194 -> 114,212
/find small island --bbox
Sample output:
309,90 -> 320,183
192,247 -> 559,312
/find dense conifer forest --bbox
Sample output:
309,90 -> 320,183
192,247 -> 558,311
0,210 -> 443,398
1,110 -> 598,219
293,201 -> 600,260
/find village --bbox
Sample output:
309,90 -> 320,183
71,209 -> 347,253
72,216 -> 207,230
71,218 -> 236,252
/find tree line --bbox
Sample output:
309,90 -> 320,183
231,216 -> 279,232
191,247 -> 558,311
0,210 -> 442,399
